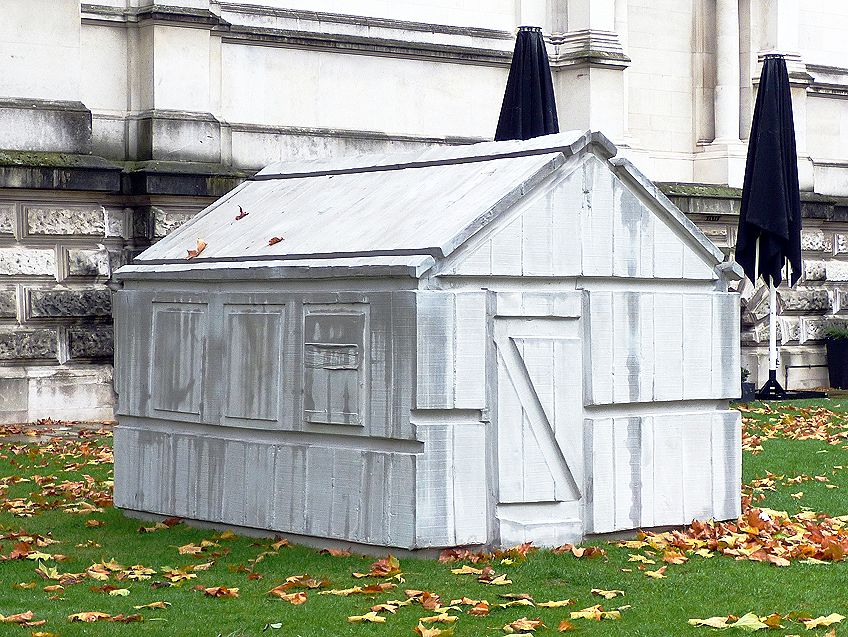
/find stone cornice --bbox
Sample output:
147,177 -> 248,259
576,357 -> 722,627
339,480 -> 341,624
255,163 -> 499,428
217,2 -> 513,42
807,64 -> 848,100
221,25 -> 513,66
80,3 -> 637,71
81,3 -> 224,27
551,49 -> 631,69
0,150 -> 250,197
551,29 -> 630,69
82,2 -> 517,66
227,122 -> 485,147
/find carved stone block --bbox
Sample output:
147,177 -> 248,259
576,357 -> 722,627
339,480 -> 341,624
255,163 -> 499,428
0,288 -> 16,318
0,203 -> 14,235
29,287 -> 112,318
153,208 -> 196,239
0,327 -> 57,360
67,249 -> 111,277
835,234 -> 848,255
0,248 -> 55,277
826,260 -> 848,282
68,325 -> 114,358
804,260 -> 826,281
778,289 -> 832,313
25,204 -> 105,236
801,229 -> 832,253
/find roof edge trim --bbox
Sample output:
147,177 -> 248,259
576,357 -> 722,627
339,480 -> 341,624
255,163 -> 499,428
253,130 -> 616,181
123,247 -> 444,271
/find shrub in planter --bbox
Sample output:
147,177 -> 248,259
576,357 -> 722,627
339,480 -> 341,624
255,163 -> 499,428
823,324 -> 848,390
740,367 -> 755,402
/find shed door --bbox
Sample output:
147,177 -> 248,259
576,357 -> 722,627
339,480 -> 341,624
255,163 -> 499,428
494,317 -> 582,504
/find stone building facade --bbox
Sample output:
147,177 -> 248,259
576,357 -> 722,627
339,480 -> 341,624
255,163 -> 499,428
2,0 -> 848,422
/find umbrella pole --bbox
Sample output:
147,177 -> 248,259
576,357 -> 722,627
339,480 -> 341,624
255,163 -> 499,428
756,276 -> 787,399
769,279 -> 777,374
755,276 -> 828,401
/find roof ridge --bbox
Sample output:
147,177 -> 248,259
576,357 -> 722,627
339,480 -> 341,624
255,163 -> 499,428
252,130 -> 615,181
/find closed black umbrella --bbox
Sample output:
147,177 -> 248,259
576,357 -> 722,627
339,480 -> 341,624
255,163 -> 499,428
494,26 -> 559,141
735,54 -> 801,289
735,54 -> 821,399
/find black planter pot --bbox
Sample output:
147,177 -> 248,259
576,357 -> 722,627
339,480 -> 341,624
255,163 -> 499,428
741,382 -> 756,402
826,338 -> 848,389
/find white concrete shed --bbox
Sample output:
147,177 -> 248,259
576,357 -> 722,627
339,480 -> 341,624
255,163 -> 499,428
112,131 -> 743,550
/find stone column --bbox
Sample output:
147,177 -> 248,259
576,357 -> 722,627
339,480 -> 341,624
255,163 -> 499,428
553,0 -> 630,143
517,0 -> 547,29
126,0 -> 223,164
757,0 -> 813,191
714,0 -> 741,143
614,0 -> 631,143
694,0 -> 745,187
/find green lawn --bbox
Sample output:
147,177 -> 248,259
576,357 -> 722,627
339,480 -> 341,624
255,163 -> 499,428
2,402 -> 848,636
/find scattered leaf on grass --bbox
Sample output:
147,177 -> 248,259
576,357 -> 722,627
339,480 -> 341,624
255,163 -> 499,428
478,566 -> 511,585
354,555 -> 401,578
268,590 -> 307,605
537,599 -> 575,608
801,614 -> 845,629
414,624 -> 454,637
196,585 -> 239,598
320,582 -> 395,596
320,548 -> 352,557
552,544 -> 607,559
570,605 -> 621,621
591,589 -> 624,599
663,550 -> 689,565
728,613 -> 770,631
134,601 -> 170,610
347,612 -> 386,623
420,614 -> 458,624
270,538 -> 290,550
68,612 -> 111,623
0,611 -> 43,626
503,617 -> 545,633
689,616 -> 730,629
468,601 -> 490,616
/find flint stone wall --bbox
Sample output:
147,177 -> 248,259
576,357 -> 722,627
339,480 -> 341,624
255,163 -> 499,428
0,190 -> 209,424
668,185 -> 848,389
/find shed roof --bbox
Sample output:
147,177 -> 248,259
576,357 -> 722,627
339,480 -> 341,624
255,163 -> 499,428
121,130 -> 737,280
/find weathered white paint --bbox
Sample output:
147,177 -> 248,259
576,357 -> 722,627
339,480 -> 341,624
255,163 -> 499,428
114,132 -> 742,549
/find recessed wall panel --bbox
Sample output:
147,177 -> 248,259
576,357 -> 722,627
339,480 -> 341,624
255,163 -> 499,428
223,305 -> 284,421
152,303 -> 207,415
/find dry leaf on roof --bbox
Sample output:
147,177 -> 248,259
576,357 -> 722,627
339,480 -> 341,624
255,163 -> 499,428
186,239 -> 207,259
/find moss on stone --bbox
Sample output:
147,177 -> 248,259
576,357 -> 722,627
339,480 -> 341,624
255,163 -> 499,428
0,150 -> 110,168
659,182 -> 742,198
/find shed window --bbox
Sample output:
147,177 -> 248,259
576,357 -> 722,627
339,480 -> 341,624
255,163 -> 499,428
303,308 -> 366,426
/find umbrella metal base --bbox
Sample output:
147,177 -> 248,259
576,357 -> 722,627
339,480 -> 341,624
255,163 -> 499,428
755,370 -> 828,401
